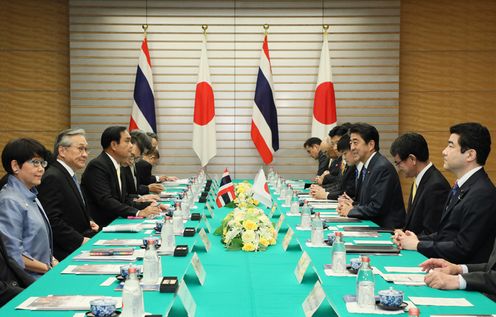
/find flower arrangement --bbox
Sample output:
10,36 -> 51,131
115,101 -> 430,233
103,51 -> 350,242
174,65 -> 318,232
229,181 -> 259,208
214,207 -> 277,252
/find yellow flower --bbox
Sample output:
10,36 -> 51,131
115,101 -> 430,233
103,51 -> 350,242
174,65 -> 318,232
241,230 -> 256,243
259,238 -> 269,247
242,242 -> 256,252
243,220 -> 258,231
269,238 -> 276,245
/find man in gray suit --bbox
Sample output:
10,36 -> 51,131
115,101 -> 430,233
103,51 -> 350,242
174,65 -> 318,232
420,239 -> 496,301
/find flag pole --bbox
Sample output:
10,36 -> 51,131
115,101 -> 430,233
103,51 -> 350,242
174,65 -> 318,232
142,24 -> 148,38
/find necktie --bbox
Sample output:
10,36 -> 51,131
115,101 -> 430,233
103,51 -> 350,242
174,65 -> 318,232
411,178 -> 417,203
361,167 -> 367,182
446,182 -> 460,209
72,174 -> 85,205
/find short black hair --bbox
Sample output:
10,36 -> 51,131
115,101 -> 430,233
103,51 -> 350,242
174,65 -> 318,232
1,138 -> 50,174
130,130 -> 152,155
337,134 -> 351,152
328,125 -> 349,138
303,137 -> 322,148
450,122 -> 491,165
390,133 -> 429,162
101,126 -> 127,149
349,123 -> 380,151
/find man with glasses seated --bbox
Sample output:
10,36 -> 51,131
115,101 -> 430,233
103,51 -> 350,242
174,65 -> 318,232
0,138 -> 57,278
37,129 -> 99,261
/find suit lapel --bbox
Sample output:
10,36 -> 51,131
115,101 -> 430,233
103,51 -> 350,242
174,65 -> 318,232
101,152 -> 122,200
55,161 -> 86,210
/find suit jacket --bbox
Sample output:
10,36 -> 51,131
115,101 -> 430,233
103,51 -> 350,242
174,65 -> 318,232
122,165 -> 148,196
464,236 -> 496,300
317,151 -> 330,176
326,163 -> 356,200
37,160 -> 95,260
418,168 -> 496,264
135,159 -> 158,186
0,233 -> 34,307
81,152 -> 138,227
404,164 -> 451,235
348,152 -> 405,229
322,156 -> 343,188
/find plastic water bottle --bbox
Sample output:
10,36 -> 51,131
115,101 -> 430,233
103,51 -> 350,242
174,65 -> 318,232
159,216 -> 175,252
285,185 -> 293,205
182,199 -> 191,220
311,212 -> 324,245
300,200 -> 311,228
408,308 -> 420,316
356,255 -> 375,308
331,231 -> 346,273
142,239 -> 161,285
173,202 -> 184,235
121,267 -> 144,317
289,194 -> 300,215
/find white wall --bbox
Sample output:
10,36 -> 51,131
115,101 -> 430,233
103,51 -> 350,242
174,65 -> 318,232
70,0 -> 400,178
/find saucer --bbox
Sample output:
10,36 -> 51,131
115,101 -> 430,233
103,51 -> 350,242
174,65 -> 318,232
376,301 -> 407,311
85,310 -> 121,317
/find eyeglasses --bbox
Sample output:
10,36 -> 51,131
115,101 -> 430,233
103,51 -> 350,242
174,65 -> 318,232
28,159 -> 48,168
68,145 -> 90,155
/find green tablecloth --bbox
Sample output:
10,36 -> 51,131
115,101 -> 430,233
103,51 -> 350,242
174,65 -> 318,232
1,182 -> 495,316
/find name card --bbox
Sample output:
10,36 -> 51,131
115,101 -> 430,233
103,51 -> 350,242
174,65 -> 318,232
190,252 -> 206,285
294,251 -> 312,284
269,202 -> 278,218
282,227 -> 295,251
177,280 -> 197,317
205,203 -> 214,218
201,215 -> 212,233
198,228 -> 211,252
302,281 -> 327,317
275,213 -> 285,234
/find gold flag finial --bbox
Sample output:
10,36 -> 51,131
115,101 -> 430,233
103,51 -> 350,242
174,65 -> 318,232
202,24 -> 208,34
142,24 -> 148,37
263,24 -> 269,35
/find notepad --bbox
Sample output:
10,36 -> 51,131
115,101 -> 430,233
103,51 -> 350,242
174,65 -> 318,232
408,297 -> 473,307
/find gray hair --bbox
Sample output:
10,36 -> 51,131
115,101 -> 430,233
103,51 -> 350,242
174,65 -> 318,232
54,128 -> 86,157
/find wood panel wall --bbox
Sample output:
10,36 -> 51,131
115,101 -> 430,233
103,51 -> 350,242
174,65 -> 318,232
0,0 -> 70,175
399,0 -> 496,200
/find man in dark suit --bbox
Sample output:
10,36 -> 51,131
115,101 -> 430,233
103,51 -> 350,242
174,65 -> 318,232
38,129 -> 99,260
1,233 -> 34,307
311,134 -> 357,200
81,126 -> 160,227
337,123 -> 405,229
317,125 -> 350,187
419,236 -> 496,301
396,123 -> 496,264
303,137 -> 329,176
390,133 -> 451,235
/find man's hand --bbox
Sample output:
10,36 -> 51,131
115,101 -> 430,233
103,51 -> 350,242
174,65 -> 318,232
148,183 -> 164,194
52,257 -> 59,267
419,258 -> 462,275
138,205 -> 161,218
82,237 -> 90,245
424,270 -> 460,290
166,176 -> 179,181
310,185 -> 328,199
337,200 -> 353,217
396,230 -> 419,250
89,221 -> 99,232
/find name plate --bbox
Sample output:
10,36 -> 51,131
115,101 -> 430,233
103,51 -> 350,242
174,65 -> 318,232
198,228 -> 211,252
205,203 -> 214,218
177,280 -> 197,317
294,251 -> 312,284
191,252 -> 206,285
282,227 -> 295,251
201,215 -> 212,233
275,213 -> 285,234
302,281 -> 327,317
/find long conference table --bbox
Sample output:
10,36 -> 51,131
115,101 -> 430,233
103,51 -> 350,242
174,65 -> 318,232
1,180 -> 496,316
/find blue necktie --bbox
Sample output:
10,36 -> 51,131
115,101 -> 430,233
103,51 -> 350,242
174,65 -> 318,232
361,167 -> 367,181
72,174 -> 85,205
446,182 -> 460,209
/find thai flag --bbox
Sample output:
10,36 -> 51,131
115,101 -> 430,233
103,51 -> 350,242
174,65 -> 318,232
311,30 -> 337,139
129,37 -> 157,133
251,35 -> 279,165
192,35 -> 217,167
215,169 -> 236,208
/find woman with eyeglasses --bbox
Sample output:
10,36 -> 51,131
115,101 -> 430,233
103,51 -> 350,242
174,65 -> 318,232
0,138 -> 58,278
